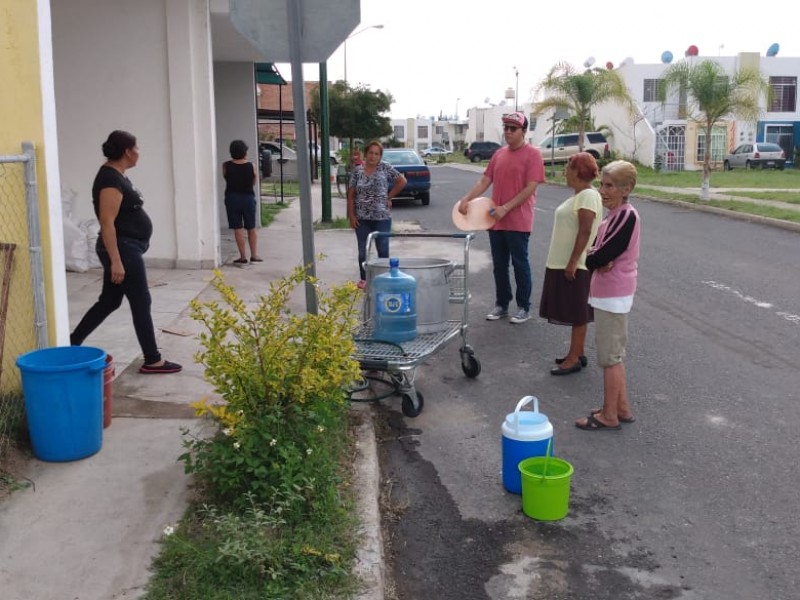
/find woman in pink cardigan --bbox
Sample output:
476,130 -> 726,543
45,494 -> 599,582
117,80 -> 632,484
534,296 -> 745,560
576,161 -> 641,431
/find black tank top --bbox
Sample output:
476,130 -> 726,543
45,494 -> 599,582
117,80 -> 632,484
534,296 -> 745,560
223,161 -> 255,194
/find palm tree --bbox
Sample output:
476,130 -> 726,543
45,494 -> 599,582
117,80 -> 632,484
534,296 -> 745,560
534,61 -> 636,151
658,59 -> 768,200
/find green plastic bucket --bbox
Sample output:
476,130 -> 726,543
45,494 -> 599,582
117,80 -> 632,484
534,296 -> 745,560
518,456 -> 574,521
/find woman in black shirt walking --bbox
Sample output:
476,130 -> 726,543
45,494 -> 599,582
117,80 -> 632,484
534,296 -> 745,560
70,130 -> 181,374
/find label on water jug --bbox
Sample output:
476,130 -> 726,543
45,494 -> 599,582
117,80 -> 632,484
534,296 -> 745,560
376,292 -> 413,314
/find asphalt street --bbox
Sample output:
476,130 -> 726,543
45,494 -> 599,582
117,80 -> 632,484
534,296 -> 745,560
379,164 -> 800,600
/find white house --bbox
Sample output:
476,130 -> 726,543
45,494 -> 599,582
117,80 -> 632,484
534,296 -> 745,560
525,51 -> 799,170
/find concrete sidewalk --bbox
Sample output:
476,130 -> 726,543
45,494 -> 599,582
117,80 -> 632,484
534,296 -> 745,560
0,184 -> 385,599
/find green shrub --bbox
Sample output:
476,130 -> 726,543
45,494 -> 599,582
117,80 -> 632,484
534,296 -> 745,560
182,266 -> 362,517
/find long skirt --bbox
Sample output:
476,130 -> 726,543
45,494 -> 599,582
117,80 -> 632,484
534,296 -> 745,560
538,268 -> 593,326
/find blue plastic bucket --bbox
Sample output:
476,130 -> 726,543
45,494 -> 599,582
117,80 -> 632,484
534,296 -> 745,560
16,346 -> 106,462
501,396 -> 553,494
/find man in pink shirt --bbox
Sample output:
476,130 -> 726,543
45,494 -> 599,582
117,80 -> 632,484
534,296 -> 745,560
458,112 -> 545,323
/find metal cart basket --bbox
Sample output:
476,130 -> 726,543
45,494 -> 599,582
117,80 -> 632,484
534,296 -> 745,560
349,232 -> 481,417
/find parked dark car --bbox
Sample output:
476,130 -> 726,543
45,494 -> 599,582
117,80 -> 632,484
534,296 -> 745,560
382,149 -> 431,206
464,141 -> 501,162
723,143 -> 786,170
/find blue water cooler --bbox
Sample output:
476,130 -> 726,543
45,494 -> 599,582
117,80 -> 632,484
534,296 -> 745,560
371,258 -> 417,343
502,396 -> 554,494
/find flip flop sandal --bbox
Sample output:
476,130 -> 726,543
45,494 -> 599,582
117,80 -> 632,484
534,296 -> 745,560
139,360 -> 183,374
575,414 -> 621,431
591,408 -> 635,423
249,257 -> 264,263
233,258 -> 248,265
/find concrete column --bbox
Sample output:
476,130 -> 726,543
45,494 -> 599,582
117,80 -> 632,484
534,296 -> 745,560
165,0 -> 220,269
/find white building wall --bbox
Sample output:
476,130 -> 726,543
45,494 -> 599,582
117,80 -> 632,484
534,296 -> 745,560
166,0 -> 219,269
37,0 -> 70,344
466,106 -> 508,145
51,0 -> 219,269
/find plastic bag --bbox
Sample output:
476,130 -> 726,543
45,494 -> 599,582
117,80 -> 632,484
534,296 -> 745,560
80,219 -> 101,269
64,217 -> 89,272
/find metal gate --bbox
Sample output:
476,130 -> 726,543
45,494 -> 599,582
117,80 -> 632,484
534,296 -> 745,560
765,124 -> 795,165
655,125 -> 686,171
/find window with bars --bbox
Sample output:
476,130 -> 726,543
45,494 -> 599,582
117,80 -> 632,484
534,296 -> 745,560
696,128 -> 726,162
393,125 -> 405,139
769,76 -> 797,112
417,125 -> 429,138
643,79 -> 664,102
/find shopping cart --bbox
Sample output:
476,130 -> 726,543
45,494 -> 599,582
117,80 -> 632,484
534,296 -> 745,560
349,232 -> 481,417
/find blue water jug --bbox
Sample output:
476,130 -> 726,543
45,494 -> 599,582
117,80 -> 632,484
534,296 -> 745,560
372,258 -> 417,343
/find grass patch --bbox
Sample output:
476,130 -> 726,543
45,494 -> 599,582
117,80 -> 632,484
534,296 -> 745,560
636,187 -> 800,223
261,181 -> 301,197
704,200 -> 800,222
636,165 -> 800,188
260,200 -> 289,227
727,191 -> 800,204
0,392 -> 30,502
314,217 -> 350,231
144,477 -> 361,600
635,187 -> 700,202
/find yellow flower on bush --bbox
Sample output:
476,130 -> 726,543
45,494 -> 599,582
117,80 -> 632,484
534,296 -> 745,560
190,397 -> 243,429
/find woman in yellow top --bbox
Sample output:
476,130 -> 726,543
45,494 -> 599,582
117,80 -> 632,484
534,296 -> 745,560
538,152 -> 603,375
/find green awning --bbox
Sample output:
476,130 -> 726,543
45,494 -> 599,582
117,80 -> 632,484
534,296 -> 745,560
255,63 -> 286,85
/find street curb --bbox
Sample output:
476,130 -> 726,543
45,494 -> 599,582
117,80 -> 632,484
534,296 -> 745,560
351,403 -> 385,600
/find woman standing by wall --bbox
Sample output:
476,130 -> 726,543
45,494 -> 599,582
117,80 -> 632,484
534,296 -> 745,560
223,139 -> 260,265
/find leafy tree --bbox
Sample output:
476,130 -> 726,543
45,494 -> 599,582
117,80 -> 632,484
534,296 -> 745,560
383,136 -> 404,149
658,59 -> 768,199
310,81 -> 394,163
534,62 -> 635,151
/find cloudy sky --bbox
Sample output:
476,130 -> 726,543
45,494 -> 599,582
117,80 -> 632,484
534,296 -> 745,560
277,0 -> 798,120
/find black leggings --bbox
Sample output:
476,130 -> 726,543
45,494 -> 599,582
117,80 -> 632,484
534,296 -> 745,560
70,237 -> 161,365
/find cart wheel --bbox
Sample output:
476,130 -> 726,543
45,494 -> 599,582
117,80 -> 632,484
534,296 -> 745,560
401,392 -> 424,418
461,355 -> 481,378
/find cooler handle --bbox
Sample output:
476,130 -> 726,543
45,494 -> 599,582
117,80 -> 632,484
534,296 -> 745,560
512,395 -> 539,434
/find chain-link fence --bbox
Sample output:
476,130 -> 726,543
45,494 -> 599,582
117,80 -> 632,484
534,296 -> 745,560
0,145 -> 38,461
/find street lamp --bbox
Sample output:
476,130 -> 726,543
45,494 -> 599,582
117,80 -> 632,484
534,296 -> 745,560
513,66 -> 519,111
343,24 -> 384,85
455,97 -> 460,120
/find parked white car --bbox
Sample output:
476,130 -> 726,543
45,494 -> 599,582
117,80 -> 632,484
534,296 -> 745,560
421,146 -> 452,158
536,132 -> 610,164
723,143 -> 786,170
